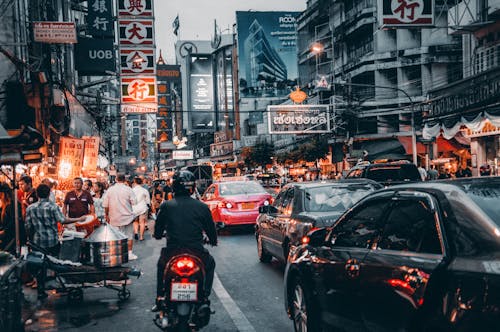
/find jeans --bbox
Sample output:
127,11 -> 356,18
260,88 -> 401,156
37,243 -> 60,296
156,247 -> 215,299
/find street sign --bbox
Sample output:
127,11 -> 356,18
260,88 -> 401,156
268,105 -> 331,134
378,0 -> 434,27
173,150 -> 194,160
120,48 -> 155,75
75,37 -> 115,75
33,22 -> 77,44
121,76 -> 157,103
87,0 -> 113,37
119,19 -> 154,46
118,0 -> 153,17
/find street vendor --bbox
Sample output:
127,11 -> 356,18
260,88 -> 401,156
62,177 -> 95,222
26,184 -> 86,299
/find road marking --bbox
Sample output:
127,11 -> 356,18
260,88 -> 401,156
213,273 -> 256,332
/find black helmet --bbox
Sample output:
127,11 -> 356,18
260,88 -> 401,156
172,170 -> 196,195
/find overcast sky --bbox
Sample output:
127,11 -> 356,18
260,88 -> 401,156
153,0 -> 306,63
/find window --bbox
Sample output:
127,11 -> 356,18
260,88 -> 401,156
330,198 -> 390,248
203,186 -> 216,200
378,199 -> 441,254
280,189 -> 295,215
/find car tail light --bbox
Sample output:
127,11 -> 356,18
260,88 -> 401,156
170,256 -> 200,276
263,199 -> 270,206
218,201 -> 233,209
301,236 -> 310,245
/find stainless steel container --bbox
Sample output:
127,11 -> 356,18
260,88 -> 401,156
82,223 -> 129,267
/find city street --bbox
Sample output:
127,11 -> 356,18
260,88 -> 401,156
23,224 -> 293,332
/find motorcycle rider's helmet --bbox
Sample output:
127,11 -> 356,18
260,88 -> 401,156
172,170 -> 196,196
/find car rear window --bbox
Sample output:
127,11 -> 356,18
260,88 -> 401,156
366,165 -> 421,182
304,184 -> 378,212
219,181 -> 266,196
463,184 -> 500,226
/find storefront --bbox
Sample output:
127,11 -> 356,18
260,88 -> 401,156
423,67 -> 500,176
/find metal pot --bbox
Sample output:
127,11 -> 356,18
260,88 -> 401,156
82,223 -> 129,267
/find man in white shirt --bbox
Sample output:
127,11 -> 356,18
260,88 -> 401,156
132,177 -> 151,241
103,173 -> 138,260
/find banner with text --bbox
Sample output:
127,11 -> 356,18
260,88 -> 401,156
268,105 -> 330,134
58,137 -> 85,179
87,0 -> 114,37
189,57 -> 215,132
82,136 -> 100,177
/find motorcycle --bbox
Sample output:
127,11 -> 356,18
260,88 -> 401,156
153,247 -> 212,331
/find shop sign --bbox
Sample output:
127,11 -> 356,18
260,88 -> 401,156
118,0 -> 153,17
58,137 -> 85,178
210,141 -> 234,158
121,103 -> 157,113
268,105 -> 330,134
173,150 -> 194,160
119,19 -> 154,46
429,69 -> 500,118
87,0 -> 113,37
120,48 -> 155,75
214,131 -> 229,144
75,37 -> 115,75
157,64 -> 181,82
33,22 -> 77,43
378,0 -> 434,27
463,122 -> 500,138
82,136 -> 100,177
121,77 -> 157,104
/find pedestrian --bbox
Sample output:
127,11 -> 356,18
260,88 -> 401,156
83,179 -> 94,195
427,165 -> 438,180
41,178 -> 56,202
25,184 -> 86,299
480,164 -> 491,176
0,182 -> 25,254
438,168 -> 452,179
132,177 -> 150,241
418,166 -> 427,181
150,183 -> 164,219
62,177 -> 95,222
102,173 -> 138,260
18,175 -> 38,219
163,179 -> 173,201
463,166 -> 472,177
92,182 -> 106,223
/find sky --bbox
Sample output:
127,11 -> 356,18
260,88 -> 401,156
153,0 -> 306,63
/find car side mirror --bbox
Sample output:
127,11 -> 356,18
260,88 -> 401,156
303,228 -> 328,247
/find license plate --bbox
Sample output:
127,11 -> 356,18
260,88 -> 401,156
241,202 -> 255,210
170,282 -> 198,302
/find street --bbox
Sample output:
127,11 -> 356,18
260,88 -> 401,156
23,224 -> 293,332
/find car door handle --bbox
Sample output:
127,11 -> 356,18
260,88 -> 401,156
345,259 -> 360,279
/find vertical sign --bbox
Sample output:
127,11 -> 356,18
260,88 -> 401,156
118,0 -> 153,17
157,64 -> 180,152
190,57 -> 215,132
82,136 -> 100,177
58,137 -> 85,179
87,0 -> 114,37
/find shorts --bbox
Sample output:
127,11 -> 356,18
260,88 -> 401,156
117,223 -> 134,240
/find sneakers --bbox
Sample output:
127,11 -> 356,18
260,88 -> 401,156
134,233 -> 139,240
128,252 -> 138,261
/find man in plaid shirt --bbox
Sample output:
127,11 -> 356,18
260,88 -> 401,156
26,184 -> 86,299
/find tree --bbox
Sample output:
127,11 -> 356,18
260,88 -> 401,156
242,141 -> 274,169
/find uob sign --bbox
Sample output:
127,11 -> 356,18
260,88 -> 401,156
75,37 -> 116,75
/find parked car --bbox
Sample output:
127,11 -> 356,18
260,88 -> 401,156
284,177 -> 500,332
344,161 -> 422,186
201,181 -> 273,228
256,179 -> 382,263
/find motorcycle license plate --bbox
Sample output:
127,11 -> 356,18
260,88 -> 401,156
170,282 -> 198,302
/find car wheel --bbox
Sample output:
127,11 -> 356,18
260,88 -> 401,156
290,280 -> 319,332
257,234 -> 272,263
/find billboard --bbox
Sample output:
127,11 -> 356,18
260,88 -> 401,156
75,37 -> 115,75
378,0 -> 434,27
33,22 -> 77,44
215,50 -> 234,129
189,57 -> 215,132
236,11 -> 299,98
268,105 -> 330,134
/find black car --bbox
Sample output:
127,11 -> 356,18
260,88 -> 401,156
344,161 -> 422,186
284,177 -> 500,332
256,179 -> 382,263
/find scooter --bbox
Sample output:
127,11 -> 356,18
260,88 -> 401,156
153,249 -> 212,331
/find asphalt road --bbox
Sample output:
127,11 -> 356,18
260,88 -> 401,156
23,224 -> 294,331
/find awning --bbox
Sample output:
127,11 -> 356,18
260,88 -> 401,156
354,139 -> 408,162
396,136 -> 426,155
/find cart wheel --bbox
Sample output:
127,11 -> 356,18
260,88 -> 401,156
118,288 -> 131,301
68,288 -> 84,303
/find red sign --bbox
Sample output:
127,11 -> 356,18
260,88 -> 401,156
58,137 -> 85,178
82,136 -> 100,177
33,22 -> 77,43
121,77 -> 157,103
378,0 -> 434,27
118,0 -> 153,17
120,48 -> 155,75
119,19 -> 154,45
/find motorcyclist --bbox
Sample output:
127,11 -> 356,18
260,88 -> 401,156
152,170 -> 217,311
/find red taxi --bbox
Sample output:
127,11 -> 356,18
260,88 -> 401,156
201,180 -> 273,228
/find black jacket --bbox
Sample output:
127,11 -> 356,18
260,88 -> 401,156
154,195 -> 217,252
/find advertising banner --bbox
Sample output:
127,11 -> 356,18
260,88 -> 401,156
378,0 -> 434,27
157,65 -> 181,82
210,141 -> 234,158
87,0 -> 113,37
173,150 -> 194,160
120,48 -> 155,75
119,19 -> 154,46
236,11 -> 299,98
215,51 -> 234,129
118,0 -> 153,17
75,37 -> 115,75
121,76 -> 157,103
189,57 -> 215,132
58,137 -> 85,178
82,136 -> 100,177
268,105 -> 330,134
33,22 -> 77,43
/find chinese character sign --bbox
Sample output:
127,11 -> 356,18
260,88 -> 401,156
58,137 -> 85,178
87,0 -> 114,37
378,0 -> 434,27
121,77 -> 157,103
119,19 -> 154,45
82,136 -> 100,177
118,0 -> 153,17
120,48 -> 155,75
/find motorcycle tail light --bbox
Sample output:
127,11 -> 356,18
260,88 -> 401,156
170,257 -> 200,276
